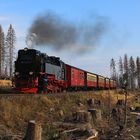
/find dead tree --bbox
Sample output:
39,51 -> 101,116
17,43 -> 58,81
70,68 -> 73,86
122,81 -> 128,128
119,57 -> 124,88
5,24 -> 16,78
0,25 -> 5,77
110,58 -> 117,81
136,57 -> 140,89
123,54 -> 129,89
129,56 -> 135,90
108,88 -> 111,124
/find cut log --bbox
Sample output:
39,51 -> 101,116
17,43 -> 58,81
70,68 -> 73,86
23,120 -> 42,140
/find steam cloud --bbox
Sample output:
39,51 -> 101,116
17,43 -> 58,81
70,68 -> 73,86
28,12 -> 108,54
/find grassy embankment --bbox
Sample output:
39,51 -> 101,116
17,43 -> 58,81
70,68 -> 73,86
0,88 -> 139,139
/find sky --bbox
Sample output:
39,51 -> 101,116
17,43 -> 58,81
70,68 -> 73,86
0,0 -> 140,77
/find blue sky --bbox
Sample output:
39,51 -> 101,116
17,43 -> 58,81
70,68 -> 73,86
0,0 -> 140,77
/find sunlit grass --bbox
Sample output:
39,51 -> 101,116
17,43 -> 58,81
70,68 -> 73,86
0,80 -> 12,88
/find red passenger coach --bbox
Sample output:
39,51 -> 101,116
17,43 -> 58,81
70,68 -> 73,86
98,75 -> 105,89
66,64 -> 85,90
86,72 -> 97,88
105,78 -> 110,89
113,81 -> 117,88
110,80 -> 114,89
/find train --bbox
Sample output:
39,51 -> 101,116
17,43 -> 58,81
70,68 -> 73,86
14,48 -> 116,93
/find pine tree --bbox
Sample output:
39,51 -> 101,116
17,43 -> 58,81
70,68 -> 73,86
136,57 -> 140,88
123,54 -> 129,88
5,24 -> 16,78
119,57 -> 123,87
110,58 -> 116,81
129,56 -> 135,90
0,25 -> 5,78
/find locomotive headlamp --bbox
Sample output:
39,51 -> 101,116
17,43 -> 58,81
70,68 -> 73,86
29,71 -> 33,75
15,72 -> 19,75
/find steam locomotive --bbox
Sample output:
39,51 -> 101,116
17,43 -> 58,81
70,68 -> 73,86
14,48 -> 116,93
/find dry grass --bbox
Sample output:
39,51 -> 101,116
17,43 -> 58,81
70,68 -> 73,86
0,90 -> 138,139
0,80 -> 12,88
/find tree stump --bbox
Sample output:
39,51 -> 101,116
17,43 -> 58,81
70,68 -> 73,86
87,98 -> 94,107
88,109 -> 102,121
135,118 -> 140,125
73,110 -> 92,123
116,100 -> 125,106
23,120 -> 42,140
135,106 -> 140,112
111,108 -> 123,123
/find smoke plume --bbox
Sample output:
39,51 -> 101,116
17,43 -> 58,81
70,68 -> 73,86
28,12 -> 108,54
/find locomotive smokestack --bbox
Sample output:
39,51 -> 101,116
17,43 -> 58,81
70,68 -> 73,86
28,11 -> 108,54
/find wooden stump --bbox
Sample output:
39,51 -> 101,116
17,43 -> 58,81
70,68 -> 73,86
111,108 -> 123,123
95,99 -> 101,106
23,120 -> 42,140
116,99 -> 125,106
135,106 -> 140,112
88,109 -> 102,121
73,110 -> 92,123
87,99 -> 94,107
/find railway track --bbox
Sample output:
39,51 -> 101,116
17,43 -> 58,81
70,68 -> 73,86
0,88 -> 98,99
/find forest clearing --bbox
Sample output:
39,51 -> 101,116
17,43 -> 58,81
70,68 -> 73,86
0,90 -> 140,139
